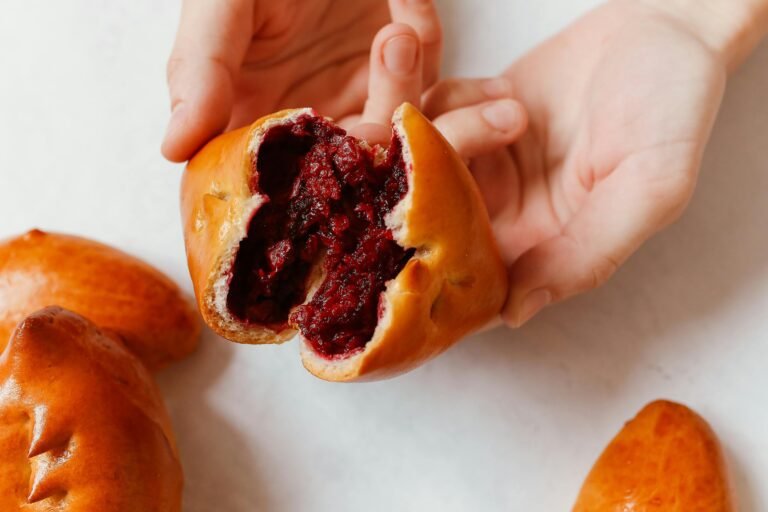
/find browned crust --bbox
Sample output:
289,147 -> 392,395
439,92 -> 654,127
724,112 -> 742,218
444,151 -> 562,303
573,400 -> 734,512
0,230 -> 200,370
302,104 -> 509,380
181,104 -> 508,381
0,306 -> 182,511
181,110 -> 304,345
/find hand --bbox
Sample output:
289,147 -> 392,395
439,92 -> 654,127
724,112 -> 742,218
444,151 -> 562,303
433,0 -> 767,327
161,0 -> 442,162
346,16 -> 529,183
339,21 -> 531,194
353,26 -> 529,152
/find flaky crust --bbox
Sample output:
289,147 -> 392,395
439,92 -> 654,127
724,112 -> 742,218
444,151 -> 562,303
0,306 -> 182,511
181,104 -> 508,381
573,400 -> 734,512
0,230 -> 200,370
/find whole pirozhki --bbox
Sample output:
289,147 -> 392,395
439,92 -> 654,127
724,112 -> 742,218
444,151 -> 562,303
181,103 -> 508,381
573,400 -> 734,511
0,230 -> 200,370
0,307 -> 182,511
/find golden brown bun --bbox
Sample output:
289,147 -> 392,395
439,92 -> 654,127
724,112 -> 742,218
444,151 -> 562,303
0,230 -> 200,370
181,109 -> 302,346
181,103 -> 508,381
0,306 -> 182,511
573,400 -> 734,512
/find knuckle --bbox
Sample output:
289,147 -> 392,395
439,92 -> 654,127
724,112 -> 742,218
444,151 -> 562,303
665,173 -> 695,210
437,123 -> 460,147
166,54 -> 234,85
166,56 -> 184,80
422,79 -> 459,115
650,169 -> 697,224
564,233 -> 620,290
420,20 -> 443,46
432,78 -> 461,96
392,0 -> 442,44
589,255 -> 619,289
632,143 -> 699,221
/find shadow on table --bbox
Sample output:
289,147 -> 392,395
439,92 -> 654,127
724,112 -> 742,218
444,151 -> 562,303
726,443 -> 759,512
445,41 -> 768,506
150,41 -> 768,511
157,330 -> 275,512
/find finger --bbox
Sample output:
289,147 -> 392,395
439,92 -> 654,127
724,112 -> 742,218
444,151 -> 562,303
162,0 -> 253,162
388,0 -> 443,87
502,148 -> 697,327
432,99 -> 527,160
360,23 -> 423,127
422,77 -> 515,119
347,123 -> 392,146
337,114 -> 362,131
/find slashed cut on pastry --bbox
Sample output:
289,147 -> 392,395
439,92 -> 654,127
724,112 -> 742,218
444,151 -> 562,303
0,306 -> 182,511
181,103 -> 508,381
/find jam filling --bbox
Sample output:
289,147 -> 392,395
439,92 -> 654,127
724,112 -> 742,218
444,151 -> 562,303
226,115 -> 413,358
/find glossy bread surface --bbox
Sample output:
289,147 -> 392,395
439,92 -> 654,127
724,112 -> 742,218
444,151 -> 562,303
0,230 -> 200,369
181,109 -> 306,345
0,306 -> 182,511
181,104 -> 508,381
573,400 -> 734,512
302,104 -> 509,380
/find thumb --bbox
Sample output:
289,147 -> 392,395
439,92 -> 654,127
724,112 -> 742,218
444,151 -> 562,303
161,0 -> 252,163
502,149 -> 697,327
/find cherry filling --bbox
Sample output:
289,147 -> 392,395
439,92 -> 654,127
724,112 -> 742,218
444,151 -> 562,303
226,115 -> 414,358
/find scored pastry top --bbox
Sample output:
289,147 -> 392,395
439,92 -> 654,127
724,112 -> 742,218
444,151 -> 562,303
0,306 -> 182,511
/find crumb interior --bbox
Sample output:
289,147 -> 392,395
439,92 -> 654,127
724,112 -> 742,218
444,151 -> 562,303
226,115 -> 413,358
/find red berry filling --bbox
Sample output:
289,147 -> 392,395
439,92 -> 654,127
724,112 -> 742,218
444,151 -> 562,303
226,115 -> 413,358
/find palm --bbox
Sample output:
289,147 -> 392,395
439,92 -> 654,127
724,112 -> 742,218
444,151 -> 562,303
229,0 -> 389,129
474,1 -> 725,268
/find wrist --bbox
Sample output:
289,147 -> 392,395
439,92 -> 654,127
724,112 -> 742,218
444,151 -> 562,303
643,0 -> 768,71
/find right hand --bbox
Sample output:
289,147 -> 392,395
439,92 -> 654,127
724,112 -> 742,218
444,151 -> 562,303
424,0 -> 768,328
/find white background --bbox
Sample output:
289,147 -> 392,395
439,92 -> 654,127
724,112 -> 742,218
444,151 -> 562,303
1,1 -> 767,510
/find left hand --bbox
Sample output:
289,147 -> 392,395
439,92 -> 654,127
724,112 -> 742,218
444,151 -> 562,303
427,0 -> 731,327
350,24 -> 528,154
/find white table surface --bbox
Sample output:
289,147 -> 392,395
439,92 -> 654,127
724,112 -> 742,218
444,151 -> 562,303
2,1 -> 767,510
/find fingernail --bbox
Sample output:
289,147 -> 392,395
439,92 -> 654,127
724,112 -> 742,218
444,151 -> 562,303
517,289 -> 551,326
481,99 -> 522,132
383,35 -> 419,75
481,77 -> 513,98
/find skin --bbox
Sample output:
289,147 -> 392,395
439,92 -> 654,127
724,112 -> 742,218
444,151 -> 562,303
162,0 -> 527,162
164,0 -> 768,327
164,0 -> 442,159
427,0 -> 768,326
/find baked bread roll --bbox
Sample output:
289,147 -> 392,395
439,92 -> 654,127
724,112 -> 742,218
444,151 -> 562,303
573,400 -> 734,511
0,306 -> 182,511
0,230 -> 200,369
181,103 -> 507,381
